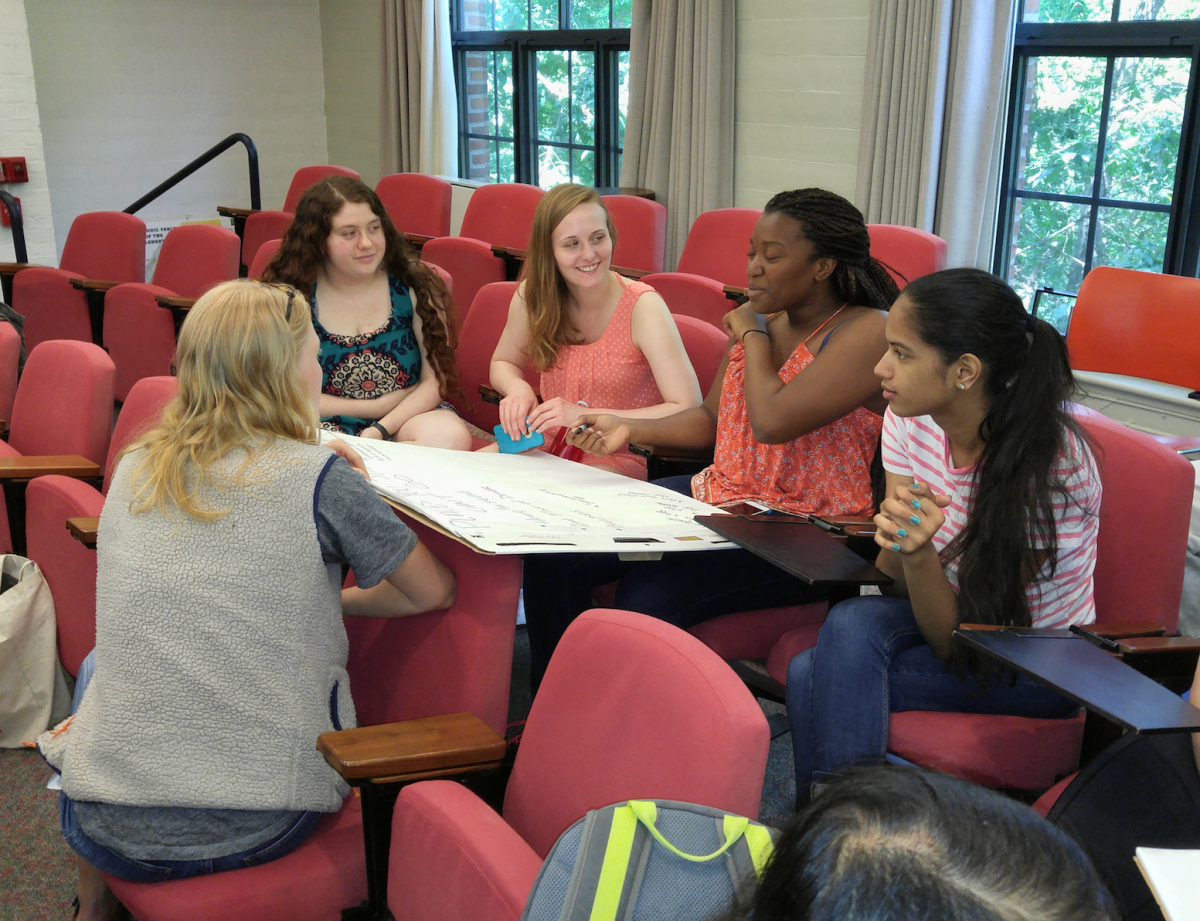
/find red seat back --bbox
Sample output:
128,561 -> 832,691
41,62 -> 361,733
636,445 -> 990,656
0,322 -> 19,423
248,239 -> 284,281
281,165 -> 361,212
376,174 -> 453,238
420,237 -> 506,328
503,609 -> 769,858
1075,410 -> 1193,630
459,183 -> 544,250
602,195 -> 667,274
675,208 -> 761,288
241,211 -> 294,271
674,314 -> 729,396
1067,266 -> 1200,391
10,340 -> 115,465
450,282 -> 521,431
59,211 -> 146,283
152,224 -> 241,299
866,224 -> 948,289
643,272 -> 731,330
104,376 -> 178,490
344,518 -> 520,734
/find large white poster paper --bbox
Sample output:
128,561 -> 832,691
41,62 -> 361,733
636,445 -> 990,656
325,434 -> 734,554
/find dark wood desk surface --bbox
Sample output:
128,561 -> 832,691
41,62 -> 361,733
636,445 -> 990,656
695,514 -> 892,588
956,628 -> 1200,734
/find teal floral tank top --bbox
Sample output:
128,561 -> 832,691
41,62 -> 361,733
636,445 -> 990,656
310,274 -> 421,436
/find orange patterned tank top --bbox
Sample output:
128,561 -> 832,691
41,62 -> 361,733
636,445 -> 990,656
691,314 -> 882,516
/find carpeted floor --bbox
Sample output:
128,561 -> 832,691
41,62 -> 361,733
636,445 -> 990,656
0,626 -> 796,919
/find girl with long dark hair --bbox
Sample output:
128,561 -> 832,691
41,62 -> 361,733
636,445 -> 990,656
787,267 -> 1101,797
264,176 -> 470,448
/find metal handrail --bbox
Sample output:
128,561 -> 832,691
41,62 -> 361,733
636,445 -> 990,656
124,133 -> 260,215
0,191 -> 27,264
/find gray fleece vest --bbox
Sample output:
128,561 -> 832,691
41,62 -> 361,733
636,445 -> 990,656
42,440 -> 353,813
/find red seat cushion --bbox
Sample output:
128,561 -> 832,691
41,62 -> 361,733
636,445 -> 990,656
888,710 -> 1085,790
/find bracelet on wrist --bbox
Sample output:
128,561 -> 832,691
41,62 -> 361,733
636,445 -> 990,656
742,328 -> 769,342
369,421 -> 391,439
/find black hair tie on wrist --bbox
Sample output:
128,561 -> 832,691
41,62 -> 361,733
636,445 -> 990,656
742,329 -> 770,343
369,421 -> 391,439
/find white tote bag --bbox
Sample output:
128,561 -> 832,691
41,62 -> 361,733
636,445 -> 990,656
0,555 -> 70,747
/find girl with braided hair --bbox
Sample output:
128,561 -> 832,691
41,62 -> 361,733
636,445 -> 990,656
264,177 -> 471,449
521,188 -> 900,691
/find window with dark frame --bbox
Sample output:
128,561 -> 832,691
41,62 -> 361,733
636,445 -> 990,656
994,0 -> 1200,332
452,0 -> 631,189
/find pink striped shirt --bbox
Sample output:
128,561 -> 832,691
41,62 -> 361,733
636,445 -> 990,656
881,409 -> 1101,629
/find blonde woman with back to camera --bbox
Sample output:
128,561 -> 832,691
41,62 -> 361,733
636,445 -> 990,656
40,280 -> 455,921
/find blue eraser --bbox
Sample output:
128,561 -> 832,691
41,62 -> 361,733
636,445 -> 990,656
494,425 -> 545,454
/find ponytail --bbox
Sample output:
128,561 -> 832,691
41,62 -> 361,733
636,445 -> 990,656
903,268 -> 1091,629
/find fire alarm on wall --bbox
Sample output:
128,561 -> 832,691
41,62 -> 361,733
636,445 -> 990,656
0,158 -> 29,183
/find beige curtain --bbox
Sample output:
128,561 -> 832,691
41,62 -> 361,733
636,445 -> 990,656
620,0 -> 736,269
384,0 -> 458,176
855,0 -> 1016,268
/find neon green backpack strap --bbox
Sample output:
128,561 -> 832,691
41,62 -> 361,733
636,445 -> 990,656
589,803 -> 640,921
742,823 -> 775,878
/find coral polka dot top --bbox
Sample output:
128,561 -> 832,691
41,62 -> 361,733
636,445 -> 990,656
692,308 -> 882,516
539,275 -> 664,477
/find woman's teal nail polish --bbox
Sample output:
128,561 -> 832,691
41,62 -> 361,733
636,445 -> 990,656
897,529 -> 907,537
910,515 -> 920,525
891,543 -> 900,551
911,482 -> 921,489
912,499 -> 922,509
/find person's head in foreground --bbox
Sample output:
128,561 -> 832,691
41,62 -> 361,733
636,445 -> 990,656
739,768 -> 1116,921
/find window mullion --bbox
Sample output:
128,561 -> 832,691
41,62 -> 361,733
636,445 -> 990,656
1165,46 -> 1200,274
1083,58 -> 1117,278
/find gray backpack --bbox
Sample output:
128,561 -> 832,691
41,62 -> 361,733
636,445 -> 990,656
521,799 -> 777,921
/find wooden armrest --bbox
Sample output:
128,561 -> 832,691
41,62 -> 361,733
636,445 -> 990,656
479,384 -> 541,405
217,205 -> 256,219
498,245 -> 525,259
0,455 -> 101,478
1073,622 -> 1166,641
1117,635 -> 1200,655
67,516 -> 100,549
69,277 -> 121,293
317,712 -> 507,783
404,232 -> 434,246
724,285 -> 749,302
628,443 -> 714,463
0,262 -> 44,275
155,294 -> 196,310
614,264 -> 650,280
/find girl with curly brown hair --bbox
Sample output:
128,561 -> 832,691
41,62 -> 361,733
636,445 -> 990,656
264,176 -> 471,449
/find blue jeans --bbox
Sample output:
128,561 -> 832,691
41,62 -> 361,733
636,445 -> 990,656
60,649 -> 321,882
60,792 -> 321,882
786,595 -> 1078,793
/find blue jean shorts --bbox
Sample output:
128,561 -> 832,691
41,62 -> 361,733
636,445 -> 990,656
60,793 -> 322,883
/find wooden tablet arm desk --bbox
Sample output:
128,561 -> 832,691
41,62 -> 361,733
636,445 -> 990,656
317,712 -> 509,921
0,452 -> 101,556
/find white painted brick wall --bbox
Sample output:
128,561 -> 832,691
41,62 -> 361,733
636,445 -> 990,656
25,0 -> 330,257
0,0 -> 58,266
735,0 -> 870,208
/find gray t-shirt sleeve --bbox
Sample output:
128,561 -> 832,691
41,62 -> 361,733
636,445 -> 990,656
315,455 -> 417,588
